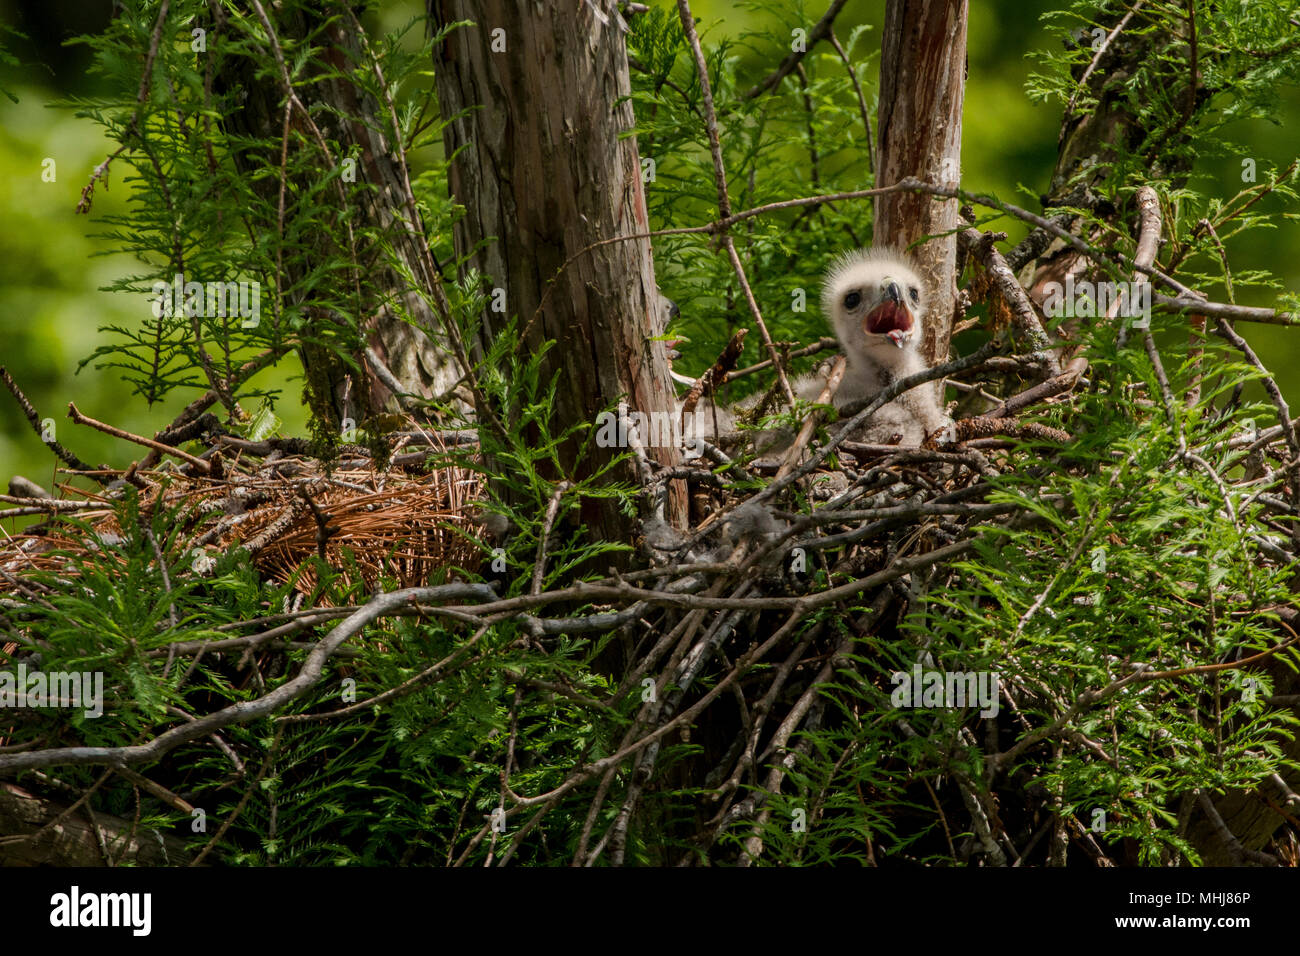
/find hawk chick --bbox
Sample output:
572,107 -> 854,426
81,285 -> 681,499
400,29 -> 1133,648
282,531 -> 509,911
685,249 -> 949,452
808,247 -> 949,445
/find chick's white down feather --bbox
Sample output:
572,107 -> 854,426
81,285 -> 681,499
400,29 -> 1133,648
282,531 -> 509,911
682,249 -> 950,453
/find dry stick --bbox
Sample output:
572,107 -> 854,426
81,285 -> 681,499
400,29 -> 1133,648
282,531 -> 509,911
0,583 -> 497,773
145,529 -> 179,631
959,227 -> 1058,373
676,0 -> 795,405
148,614 -> 343,659
1131,187 -> 1261,591
75,0 -> 170,214
680,329 -> 748,418
1186,216 -> 1231,407
486,684 -> 526,866
827,30 -> 873,173
139,349 -> 282,470
1005,211 -> 1078,274
113,766 -> 195,816
190,724 -> 284,866
980,369 -> 1080,420
724,336 -> 837,383
66,402 -> 210,475
272,96 -> 292,311
296,484 -> 339,561
0,502 -> 102,519
948,418 -> 1071,444
364,347 -> 419,412
991,632 -> 1300,780
1170,159 -> 1300,278
1061,1 -> 1147,135
739,594 -> 890,864
571,607 -> 716,863
1125,186 -> 1182,444
602,600 -> 755,866
775,356 -> 846,483
531,482 -> 570,596
742,0 -> 849,99
710,622 -> 829,816
1214,318 -> 1300,538
1,368 -> 101,477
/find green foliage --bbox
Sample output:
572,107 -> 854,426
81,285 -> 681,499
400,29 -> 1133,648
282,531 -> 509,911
56,0 -> 459,427
0,24 -> 22,103
923,321 -> 1298,863
628,5 -> 881,400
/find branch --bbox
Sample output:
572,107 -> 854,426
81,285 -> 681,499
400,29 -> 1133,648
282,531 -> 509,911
742,0 -> 850,99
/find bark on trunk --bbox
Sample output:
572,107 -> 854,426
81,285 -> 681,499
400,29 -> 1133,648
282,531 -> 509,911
430,0 -> 685,538
873,0 -> 968,391
0,782 -> 194,866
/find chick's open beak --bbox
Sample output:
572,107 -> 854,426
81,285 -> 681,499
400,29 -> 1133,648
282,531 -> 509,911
863,287 -> 914,348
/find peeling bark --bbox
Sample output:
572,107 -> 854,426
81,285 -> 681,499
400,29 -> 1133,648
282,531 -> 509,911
874,0 -> 968,394
430,1 -> 686,538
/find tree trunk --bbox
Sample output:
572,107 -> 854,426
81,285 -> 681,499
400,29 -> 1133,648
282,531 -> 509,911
873,0 -> 968,392
429,0 -> 685,538
215,5 -> 463,432
0,782 -> 194,866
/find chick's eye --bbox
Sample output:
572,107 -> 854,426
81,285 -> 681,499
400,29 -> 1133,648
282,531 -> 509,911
908,287 -> 920,304
843,291 -> 862,310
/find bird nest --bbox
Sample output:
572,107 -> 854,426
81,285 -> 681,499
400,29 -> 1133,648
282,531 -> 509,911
1,443 -> 484,605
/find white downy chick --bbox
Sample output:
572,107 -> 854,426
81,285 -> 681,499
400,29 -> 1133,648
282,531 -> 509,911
802,247 -> 949,445
680,249 -> 949,454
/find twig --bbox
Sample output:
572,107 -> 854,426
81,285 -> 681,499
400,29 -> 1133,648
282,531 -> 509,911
1061,2 -> 1146,136
827,29 -> 873,172
75,0 -> 171,214
66,402 -> 210,474
980,368 -> 1081,420
1,368 -> 101,477
680,329 -> 748,417
676,0 -> 796,405
960,227 -> 1058,373
532,482 -> 570,596
776,356 -> 845,482
742,0 -> 850,100
295,484 -> 340,562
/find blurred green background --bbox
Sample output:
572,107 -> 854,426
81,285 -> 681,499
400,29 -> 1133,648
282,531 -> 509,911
0,0 -> 1296,491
